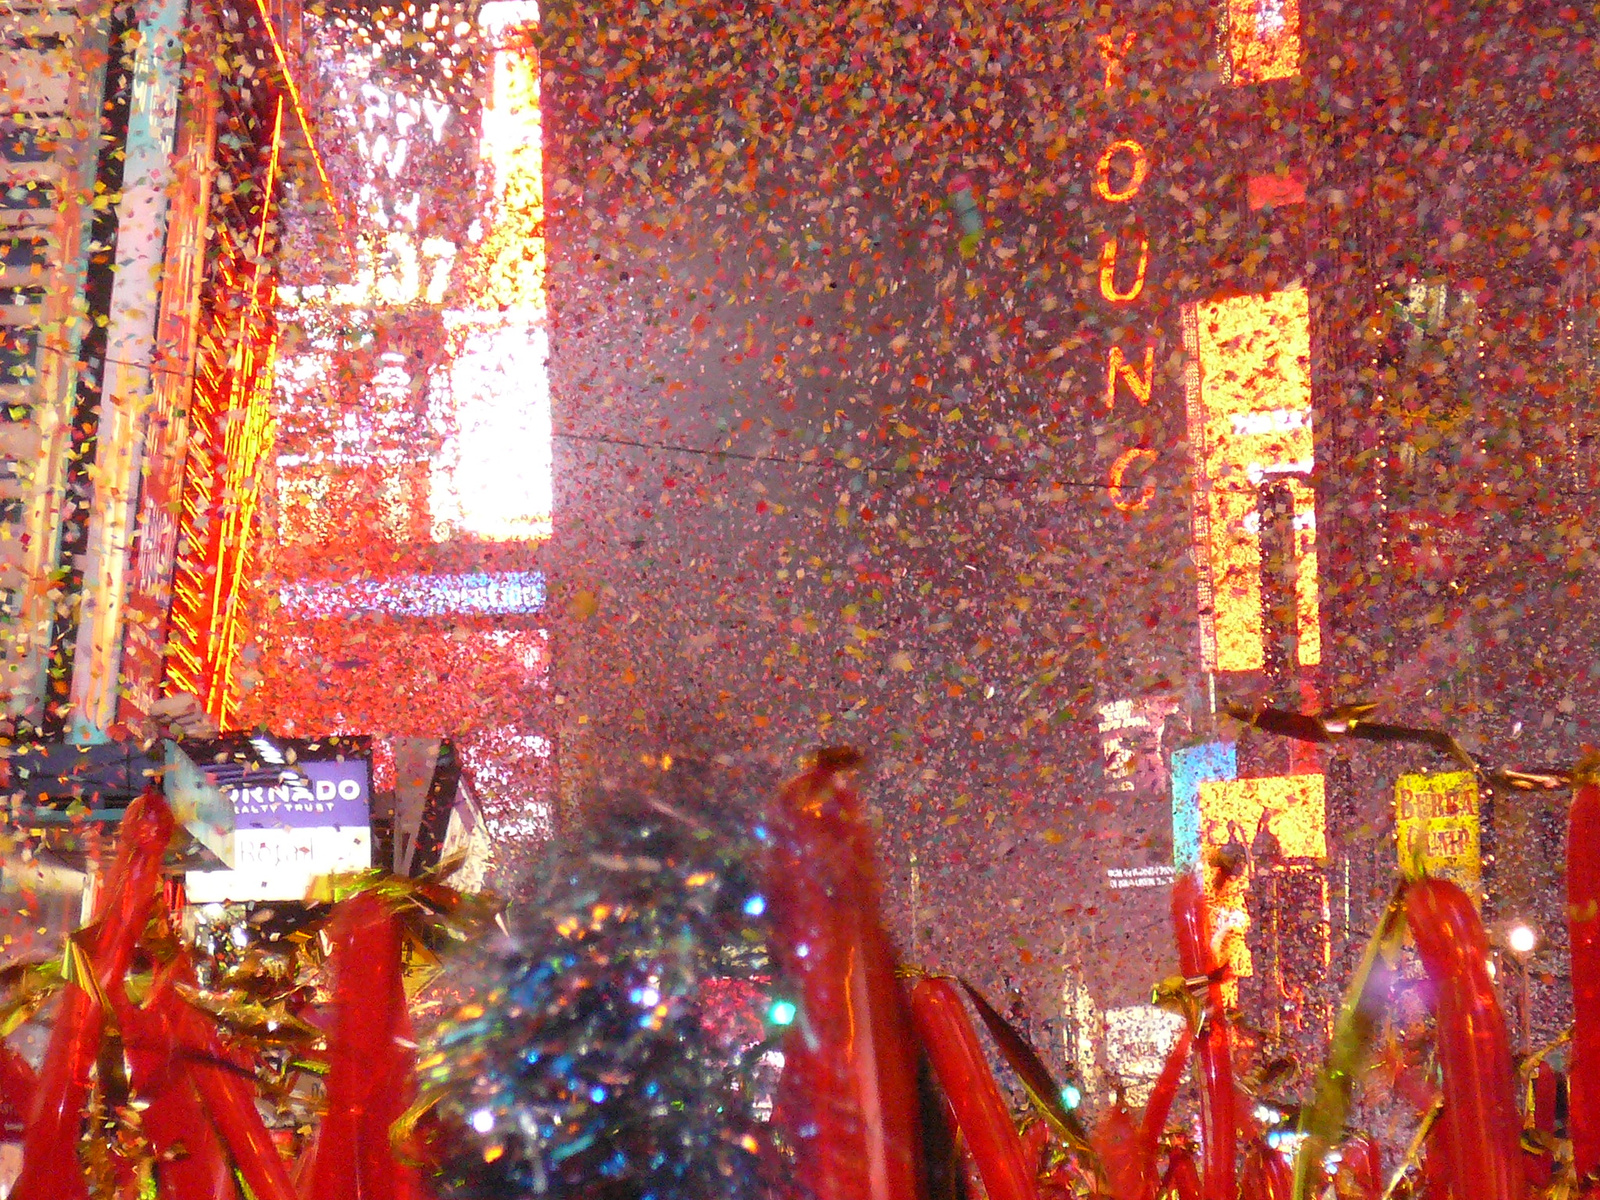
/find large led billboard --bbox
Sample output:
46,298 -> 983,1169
1184,285 -> 1320,674
241,4 -> 554,846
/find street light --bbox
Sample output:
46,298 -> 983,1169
1507,923 -> 1538,1051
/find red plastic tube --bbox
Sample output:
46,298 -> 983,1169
1170,875 -> 1236,1200
1237,1145 -> 1269,1200
118,969 -> 238,1200
1402,878 -> 1523,1200
1569,775 -> 1600,1181
1136,1021 -> 1193,1198
1020,1119 -> 1051,1178
305,890 -> 418,1200
1091,1099 -> 1143,1200
909,975 -> 1037,1200
1160,1146 -> 1202,1200
767,757 -> 924,1200
164,960 -> 297,1200
1338,1134 -> 1381,1200
1238,1139 -> 1291,1200
13,787 -> 175,1200
0,1043 -> 36,1135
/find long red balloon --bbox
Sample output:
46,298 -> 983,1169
1338,1134 -> 1381,1200
164,959 -> 299,1200
1170,875 -> 1236,1200
767,756 -> 924,1200
1570,775 -> 1600,1181
1160,1146 -> 1202,1200
1136,1021 -> 1194,1199
1238,1138 -> 1291,1200
304,890 -> 420,1200
118,969 -> 238,1200
1020,1118 -> 1051,1179
909,975 -> 1038,1200
13,787 -> 174,1200
1091,1098 -> 1143,1200
1403,878 -> 1523,1200
0,1043 -> 35,1138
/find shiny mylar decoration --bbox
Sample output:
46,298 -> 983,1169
414,759 -> 781,1200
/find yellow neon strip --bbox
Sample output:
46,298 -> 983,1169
246,0 -> 351,257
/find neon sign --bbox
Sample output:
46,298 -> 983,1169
1183,285 -> 1319,673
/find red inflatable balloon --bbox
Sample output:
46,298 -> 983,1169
1020,1118 -> 1052,1178
1338,1134 -> 1381,1200
1091,1098 -> 1143,1200
768,756 -> 924,1200
1170,875 -> 1236,1200
1403,878 -> 1523,1200
1160,1146 -> 1202,1200
165,958 -> 298,1200
1569,775 -> 1600,1181
909,975 -> 1038,1200
1136,1021 -> 1193,1198
306,890 -> 422,1200
1238,1139 -> 1290,1200
0,1043 -> 35,1139
118,969 -> 238,1200
13,787 -> 174,1200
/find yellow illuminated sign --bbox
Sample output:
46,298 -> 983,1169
1184,286 -> 1318,673
1096,31 -> 1135,91
1109,447 -> 1157,513
1395,771 -> 1481,900
1104,344 -> 1154,410
1197,773 -> 1326,991
1224,0 -> 1301,84
1094,140 -> 1150,203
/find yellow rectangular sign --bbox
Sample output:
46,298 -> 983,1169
1395,771 -> 1480,899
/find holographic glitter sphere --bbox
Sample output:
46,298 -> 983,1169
417,759 -> 785,1200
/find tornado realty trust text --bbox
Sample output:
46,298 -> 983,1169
185,756 -> 373,904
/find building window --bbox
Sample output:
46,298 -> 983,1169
0,121 -> 58,164
1,285 -> 45,310
0,235 -> 48,269
0,326 -> 37,388
0,180 -> 55,210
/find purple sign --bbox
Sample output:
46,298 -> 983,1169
223,759 -> 370,830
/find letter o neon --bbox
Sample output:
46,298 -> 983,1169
1094,139 -> 1151,203
1109,446 -> 1157,513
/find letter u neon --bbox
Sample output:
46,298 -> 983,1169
1099,237 -> 1149,302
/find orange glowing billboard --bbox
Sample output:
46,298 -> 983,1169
1223,0 -> 1301,84
1183,285 -> 1319,674
1196,772 -> 1326,987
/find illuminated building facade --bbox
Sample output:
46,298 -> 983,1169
241,0 -> 555,847
0,0 -> 327,741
